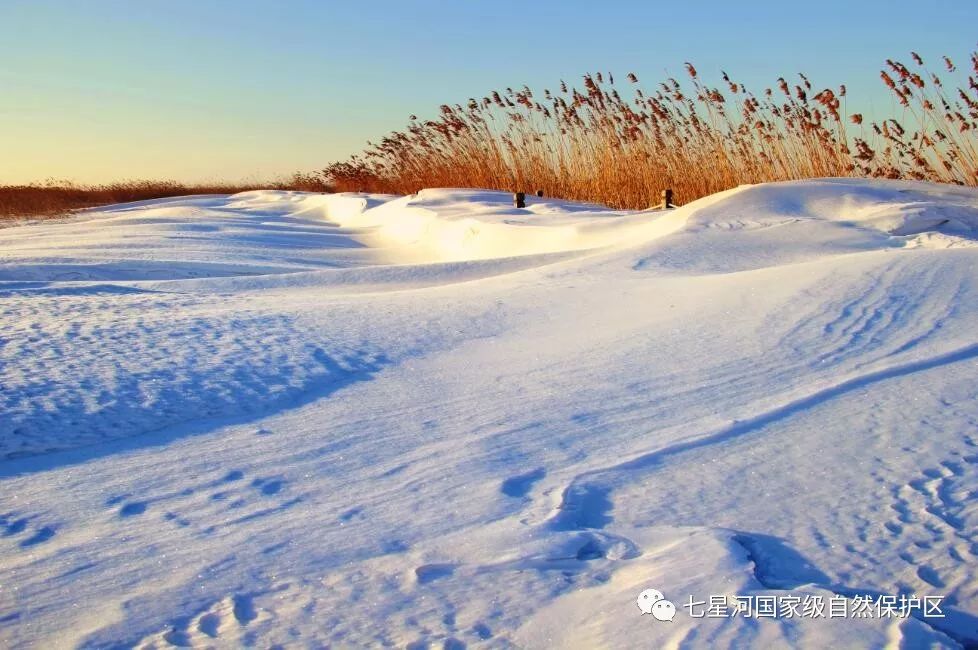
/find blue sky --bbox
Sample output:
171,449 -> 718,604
1,0 -> 975,183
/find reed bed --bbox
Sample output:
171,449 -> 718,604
0,174 -> 332,219
320,49 -> 978,209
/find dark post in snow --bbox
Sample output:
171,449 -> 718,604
514,191 -> 526,208
660,189 -> 674,209
536,189 -> 544,197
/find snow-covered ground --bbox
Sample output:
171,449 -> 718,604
1,179 -> 977,649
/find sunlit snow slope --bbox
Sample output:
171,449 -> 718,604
1,179 -> 977,649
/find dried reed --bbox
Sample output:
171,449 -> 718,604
318,49 -> 978,208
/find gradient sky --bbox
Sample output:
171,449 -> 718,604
1,0 -> 976,184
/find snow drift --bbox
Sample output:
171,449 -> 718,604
0,179 -> 977,649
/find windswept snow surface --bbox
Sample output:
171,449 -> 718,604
1,180 -> 977,649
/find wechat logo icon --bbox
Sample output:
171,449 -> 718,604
637,588 -> 676,622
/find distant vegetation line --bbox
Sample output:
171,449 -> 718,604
312,47 -> 978,209
0,175 -> 332,219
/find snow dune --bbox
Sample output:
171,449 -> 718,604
0,180 -> 977,648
